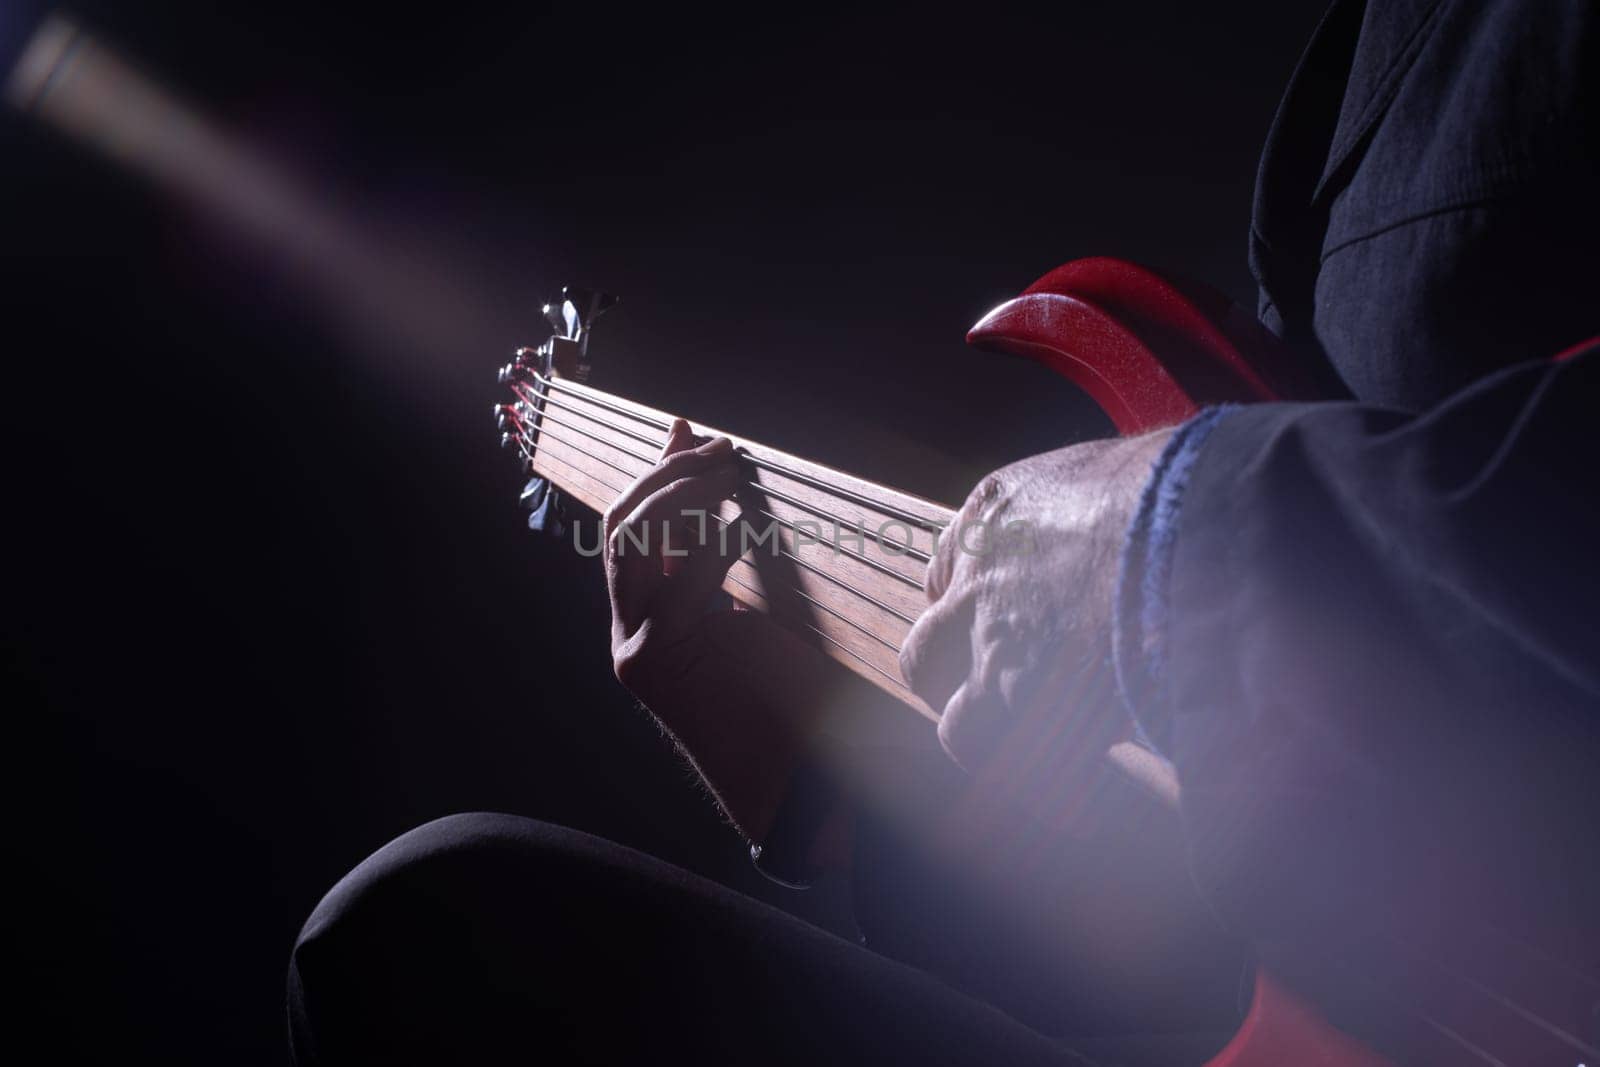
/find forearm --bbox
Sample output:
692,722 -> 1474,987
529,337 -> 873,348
1114,345 -> 1600,952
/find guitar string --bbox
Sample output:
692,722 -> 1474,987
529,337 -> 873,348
509,385 -> 933,584
505,392 -> 921,633
527,370 -> 946,530
499,374 -> 942,701
515,436 -> 916,691
1296,920 -> 1589,1065
513,391 -> 931,585
508,383 -> 931,589
518,373 -> 945,546
1375,925 -> 1599,1058
526,370 -> 948,534
514,416 -> 921,628
514,385 -> 936,566
510,398 -> 924,621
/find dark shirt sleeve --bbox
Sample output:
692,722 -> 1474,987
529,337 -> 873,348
1114,344 -> 1600,978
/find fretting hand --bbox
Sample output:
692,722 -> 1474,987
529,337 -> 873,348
604,418 -> 849,841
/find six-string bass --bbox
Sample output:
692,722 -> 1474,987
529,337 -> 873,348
492,257 -> 1593,1067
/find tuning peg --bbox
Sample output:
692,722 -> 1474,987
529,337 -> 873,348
543,288 -> 617,341
518,477 -> 547,511
563,287 -> 619,330
499,360 -> 538,384
542,300 -> 570,337
499,345 -> 551,384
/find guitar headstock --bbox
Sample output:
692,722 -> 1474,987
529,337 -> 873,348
497,286 -> 617,385
495,285 -> 617,459
494,287 -> 617,531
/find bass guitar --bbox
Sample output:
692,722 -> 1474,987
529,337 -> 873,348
493,257 -> 1595,1067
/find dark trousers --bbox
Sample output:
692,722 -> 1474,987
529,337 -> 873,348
287,804 -> 1249,1066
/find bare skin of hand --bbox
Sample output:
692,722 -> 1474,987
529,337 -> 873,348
604,418 -> 854,842
899,430 -> 1174,821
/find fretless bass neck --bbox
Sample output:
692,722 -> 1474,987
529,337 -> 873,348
499,357 -> 953,722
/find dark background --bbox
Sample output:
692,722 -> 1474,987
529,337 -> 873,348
1,3 -> 1326,1062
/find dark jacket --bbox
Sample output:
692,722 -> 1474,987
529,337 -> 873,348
1124,2 -> 1600,1061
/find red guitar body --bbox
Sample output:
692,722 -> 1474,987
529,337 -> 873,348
967,256 -> 1336,428
968,258 -> 1388,1067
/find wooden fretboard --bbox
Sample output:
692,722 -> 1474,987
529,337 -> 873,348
507,370 -> 955,719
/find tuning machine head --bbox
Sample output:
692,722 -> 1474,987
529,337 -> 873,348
538,287 -> 617,382
498,286 -> 617,388
494,403 -> 515,432
492,285 -> 613,541
543,287 -> 618,345
496,345 -> 543,384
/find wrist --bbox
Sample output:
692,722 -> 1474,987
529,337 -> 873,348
1113,408 -> 1235,754
750,748 -> 853,889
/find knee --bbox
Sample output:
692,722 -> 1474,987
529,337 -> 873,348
286,812 -> 573,1064
294,812 -> 532,950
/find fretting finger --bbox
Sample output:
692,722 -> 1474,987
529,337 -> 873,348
604,419 -> 732,535
657,419 -> 701,577
899,584 -> 979,713
672,508 -> 754,609
659,417 -> 695,461
609,462 -> 742,633
609,420 -> 701,632
613,465 -> 743,562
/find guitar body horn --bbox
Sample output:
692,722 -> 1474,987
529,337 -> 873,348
967,256 -> 1339,434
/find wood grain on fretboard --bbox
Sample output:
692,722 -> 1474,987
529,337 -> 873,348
514,374 -> 954,720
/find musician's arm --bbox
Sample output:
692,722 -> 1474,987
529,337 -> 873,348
601,418 -> 865,856
1119,344 -> 1600,952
